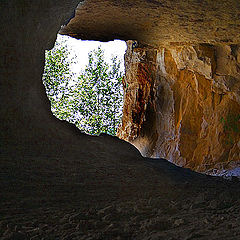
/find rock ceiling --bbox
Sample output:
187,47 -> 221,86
61,0 -> 240,171
61,0 -> 240,46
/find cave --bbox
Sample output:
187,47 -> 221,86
1,1 -> 240,239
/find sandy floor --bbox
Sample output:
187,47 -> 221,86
1,137 -> 240,240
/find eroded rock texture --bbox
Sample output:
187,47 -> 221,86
60,0 -> 240,171
118,42 -> 240,171
61,0 -> 240,46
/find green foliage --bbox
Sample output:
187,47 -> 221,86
42,38 -> 124,136
42,38 -> 76,123
71,47 -> 123,135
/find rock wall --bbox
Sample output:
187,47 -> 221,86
0,1 -> 81,154
118,42 -> 240,172
61,0 -> 240,171
61,0 -> 240,47
1,0 -> 240,174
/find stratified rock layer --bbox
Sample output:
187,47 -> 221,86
118,42 -> 240,172
61,0 -> 240,46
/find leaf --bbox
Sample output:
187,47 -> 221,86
43,38 -> 124,136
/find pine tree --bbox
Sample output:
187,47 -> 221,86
73,47 -> 124,136
43,39 -> 124,136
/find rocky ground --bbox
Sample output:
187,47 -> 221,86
1,135 -> 240,240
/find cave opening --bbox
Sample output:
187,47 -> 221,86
42,34 -> 127,136
3,1 -> 240,239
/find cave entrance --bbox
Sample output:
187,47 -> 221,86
42,34 -> 127,136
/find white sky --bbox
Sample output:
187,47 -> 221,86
56,34 -> 127,76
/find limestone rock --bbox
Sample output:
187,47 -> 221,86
60,0 -> 240,171
60,0 -> 240,46
1,0 -> 240,173
118,42 -> 240,172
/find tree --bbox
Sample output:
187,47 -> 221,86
42,37 -> 76,123
42,38 -> 124,136
72,47 -> 124,136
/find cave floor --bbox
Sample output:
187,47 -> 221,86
1,144 -> 240,240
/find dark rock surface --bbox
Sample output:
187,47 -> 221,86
61,0 -> 240,46
1,145 -> 240,239
1,1 -> 240,239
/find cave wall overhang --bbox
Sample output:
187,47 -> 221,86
1,0 -> 240,172
61,0 -> 240,171
61,0 -> 240,46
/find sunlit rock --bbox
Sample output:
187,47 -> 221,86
118,42 -> 240,172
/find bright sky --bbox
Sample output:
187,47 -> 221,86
56,34 -> 127,76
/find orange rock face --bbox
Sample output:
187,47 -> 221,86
118,42 -> 240,172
